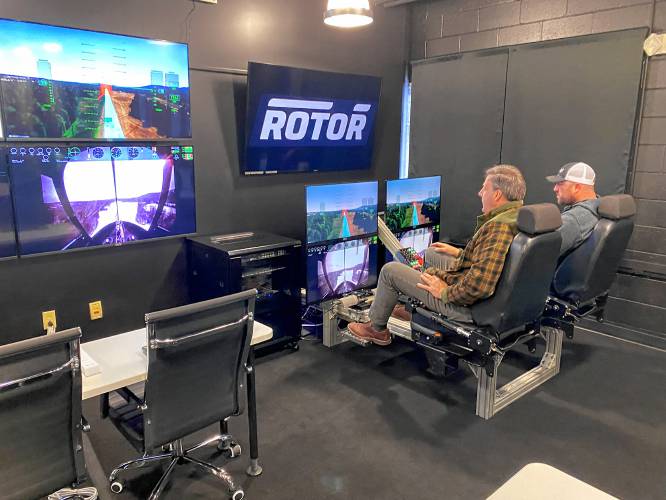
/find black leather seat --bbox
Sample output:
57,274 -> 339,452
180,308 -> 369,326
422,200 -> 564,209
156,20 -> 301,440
543,194 -> 636,337
107,290 -> 257,500
407,203 -> 563,418
0,328 -> 87,500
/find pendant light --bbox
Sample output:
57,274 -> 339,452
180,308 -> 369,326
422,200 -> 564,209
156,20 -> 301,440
324,0 -> 373,28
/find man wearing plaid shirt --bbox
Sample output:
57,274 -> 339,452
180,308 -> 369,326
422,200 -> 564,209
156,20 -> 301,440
349,165 -> 526,346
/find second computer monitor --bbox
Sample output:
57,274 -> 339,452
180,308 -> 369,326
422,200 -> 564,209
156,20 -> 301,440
385,175 -> 441,233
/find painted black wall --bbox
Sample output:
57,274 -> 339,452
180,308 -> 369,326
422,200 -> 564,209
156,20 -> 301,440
0,0 -> 407,342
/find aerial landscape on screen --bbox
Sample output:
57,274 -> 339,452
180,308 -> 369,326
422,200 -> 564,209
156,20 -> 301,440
0,19 -> 191,139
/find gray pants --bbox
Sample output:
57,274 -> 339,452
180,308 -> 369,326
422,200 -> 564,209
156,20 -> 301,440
369,259 -> 472,330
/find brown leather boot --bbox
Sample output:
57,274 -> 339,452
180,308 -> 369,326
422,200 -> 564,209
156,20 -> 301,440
391,304 -> 411,322
348,322 -> 391,346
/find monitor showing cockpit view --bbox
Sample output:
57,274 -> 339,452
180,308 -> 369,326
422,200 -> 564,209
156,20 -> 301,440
9,144 -> 195,255
306,235 -> 378,304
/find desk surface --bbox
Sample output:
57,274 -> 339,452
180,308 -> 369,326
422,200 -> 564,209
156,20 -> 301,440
487,463 -> 618,500
81,321 -> 273,400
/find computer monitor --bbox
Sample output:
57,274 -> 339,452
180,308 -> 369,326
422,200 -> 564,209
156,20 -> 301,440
306,180 -> 378,244
384,224 -> 441,264
385,176 -> 441,233
244,62 -> 381,175
306,236 -> 378,304
0,152 -> 17,259
0,18 -> 191,140
9,144 -> 196,255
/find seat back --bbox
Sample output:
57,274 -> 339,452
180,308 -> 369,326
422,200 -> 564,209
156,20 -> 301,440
551,194 -> 636,305
143,290 -> 256,450
0,328 -> 85,500
471,204 -> 562,334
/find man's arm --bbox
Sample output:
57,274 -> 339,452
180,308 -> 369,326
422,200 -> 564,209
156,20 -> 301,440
444,222 -> 514,306
558,211 -> 582,256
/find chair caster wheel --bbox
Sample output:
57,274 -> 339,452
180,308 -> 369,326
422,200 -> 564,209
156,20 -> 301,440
231,489 -> 245,500
219,441 -> 242,458
110,480 -> 124,494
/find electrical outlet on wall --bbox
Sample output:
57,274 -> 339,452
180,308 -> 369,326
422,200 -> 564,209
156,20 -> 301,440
42,310 -> 57,333
89,301 -> 103,320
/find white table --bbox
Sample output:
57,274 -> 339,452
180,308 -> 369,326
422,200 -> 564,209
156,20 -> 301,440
488,463 -> 618,500
81,321 -> 273,400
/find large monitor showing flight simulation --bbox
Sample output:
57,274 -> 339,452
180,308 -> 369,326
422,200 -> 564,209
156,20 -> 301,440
306,236 -> 378,304
0,18 -> 191,140
244,62 -> 381,175
0,153 -> 17,259
9,144 -> 196,255
306,181 -> 378,244
385,176 -> 441,233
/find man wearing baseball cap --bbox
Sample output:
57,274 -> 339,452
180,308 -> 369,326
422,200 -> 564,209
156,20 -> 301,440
546,161 -> 600,256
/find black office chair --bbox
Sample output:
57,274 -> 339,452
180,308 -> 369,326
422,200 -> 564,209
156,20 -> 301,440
407,204 -> 563,418
0,328 -> 87,500
107,290 -> 257,500
543,194 -> 636,337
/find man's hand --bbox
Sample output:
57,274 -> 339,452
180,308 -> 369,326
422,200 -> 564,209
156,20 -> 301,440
430,242 -> 462,257
417,272 -> 448,300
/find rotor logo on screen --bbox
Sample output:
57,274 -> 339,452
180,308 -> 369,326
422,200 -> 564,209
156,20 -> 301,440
250,96 -> 376,147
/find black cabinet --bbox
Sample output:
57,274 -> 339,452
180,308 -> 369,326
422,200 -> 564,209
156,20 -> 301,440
187,232 -> 302,353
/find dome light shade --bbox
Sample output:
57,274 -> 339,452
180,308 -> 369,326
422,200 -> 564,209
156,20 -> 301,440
324,0 -> 373,28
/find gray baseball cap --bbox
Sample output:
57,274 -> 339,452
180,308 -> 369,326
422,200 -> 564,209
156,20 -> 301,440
546,162 -> 596,185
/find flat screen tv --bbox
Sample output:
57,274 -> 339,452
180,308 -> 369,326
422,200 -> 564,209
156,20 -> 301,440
0,152 -> 17,258
385,176 -> 441,233
244,62 -> 381,175
306,181 -> 378,244
0,18 -> 191,140
9,144 -> 196,255
306,236 -> 378,304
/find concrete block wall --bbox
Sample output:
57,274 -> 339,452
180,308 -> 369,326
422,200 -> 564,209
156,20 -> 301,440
409,0 -> 666,341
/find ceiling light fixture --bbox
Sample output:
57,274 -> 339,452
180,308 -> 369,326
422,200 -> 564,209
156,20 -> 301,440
324,0 -> 373,28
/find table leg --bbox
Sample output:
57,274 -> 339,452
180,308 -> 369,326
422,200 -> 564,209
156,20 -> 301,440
100,392 -> 109,419
246,348 -> 262,476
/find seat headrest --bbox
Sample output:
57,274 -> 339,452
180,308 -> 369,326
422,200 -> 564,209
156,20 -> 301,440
598,194 -> 636,220
517,203 -> 562,235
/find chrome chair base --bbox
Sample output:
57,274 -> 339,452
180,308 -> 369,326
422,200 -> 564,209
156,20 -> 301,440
109,434 -> 244,500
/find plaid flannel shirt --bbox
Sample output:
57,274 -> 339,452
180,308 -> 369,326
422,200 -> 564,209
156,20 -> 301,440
427,201 -> 522,306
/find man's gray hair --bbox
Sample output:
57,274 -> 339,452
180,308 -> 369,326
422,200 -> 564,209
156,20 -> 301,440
484,164 -> 526,202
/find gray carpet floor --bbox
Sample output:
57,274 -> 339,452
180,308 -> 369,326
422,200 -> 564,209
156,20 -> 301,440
83,327 -> 666,500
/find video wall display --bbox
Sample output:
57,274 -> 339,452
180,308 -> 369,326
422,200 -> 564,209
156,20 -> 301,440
8,144 -> 196,255
0,154 -> 17,258
244,62 -> 381,175
306,236 -> 378,304
385,176 -> 441,233
306,181 -> 378,244
0,18 -> 191,140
